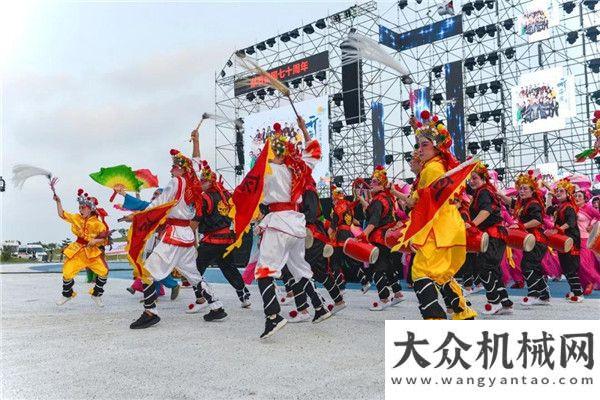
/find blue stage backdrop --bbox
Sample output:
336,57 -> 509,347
379,15 -> 462,52
445,60 -> 466,161
372,102 -> 385,166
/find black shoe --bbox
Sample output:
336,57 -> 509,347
126,287 -> 135,295
130,311 -> 160,329
203,308 -> 228,322
312,306 -> 331,324
260,314 -> 287,339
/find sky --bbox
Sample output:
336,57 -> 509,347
0,0 -> 361,244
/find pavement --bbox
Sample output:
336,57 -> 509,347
1,263 -> 599,400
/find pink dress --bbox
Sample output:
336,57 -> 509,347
500,206 -> 524,285
577,205 -> 600,290
541,215 -> 562,279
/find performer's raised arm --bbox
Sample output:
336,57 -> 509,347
53,193 -> 65,219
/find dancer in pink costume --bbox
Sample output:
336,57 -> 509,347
499,201 -> 525,288
541,214 -> 563,280
574,189 -> 600,294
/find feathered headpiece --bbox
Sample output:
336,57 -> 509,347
515,170 -> 542,190
473,161 -> 491,181
555,177 -> 576,196
270,123 -> 289,157
331,184 -> 345,200
170,149 -> 193,170
371,165 -> 388,187
412,109 -> 459,170
77,188 -> 97,210
574,110 -> 600,162
199,160 -> 216,182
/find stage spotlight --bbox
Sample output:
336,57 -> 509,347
474,0 -> 485,11
432,93 -> 444,105
503,19 -> 514,30
246,92 -> 256,102
385,154 -> 394,164
487,52 -> 499,65
234,165 -> 244,176
563,1 -> 576,13
467,114 -> 479,127
331,121 -> 344,133
303,24 -> 314,34
291,78 -> 302,89
289,29 -> 300,39
398,0 -> 408,9
245,46 -> 255,55
585,0 -> 598,11
477,54 -> 487,67
257,89 -> 266,100
465,57 -> 476,71
402,126 -> 412,136
486,24 -> 497,37
266,38 -> 276,47
591,90 -> 600,105
432,65 -> 443,78
485,0 -> 495,9
416,0 -> 423,4
267,87 -> 275,96
466,85 -> 477,98
401,100 -> 410,110
492,138 -> 504,152
226,60 -> 233,67
490,80 -> 502,93
406,177 -> 415,185
495,167 -> 505,181
566,31 -> 579,44
475,26 -> 487,38
462,2 -> 474,16
315,19 -> 327,29
480,140 -> 491,151
589,58 -> 600,73
505,47 -> 515,59
333,147 -> 344,161
332,92 -> 343,106
478,83 -> 489,95
586,26 -> 599,42
256,42 -> 266,51
401,75 -> 414,85
235,50 -> 246,58
304,75 -> 314,87
480,112 -> 490,123
280,33 -> 290,42
468,141 -> 481,155
315,71 -> 326,82
220,70 -> 225,78
403,151 -> 413,162
333,176 -> 344,186
464,30 -> 476,43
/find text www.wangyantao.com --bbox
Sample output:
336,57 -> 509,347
389,376 -> 594,388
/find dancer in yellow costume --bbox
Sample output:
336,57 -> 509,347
54,188 -> 110,307
394,110 -> 477,320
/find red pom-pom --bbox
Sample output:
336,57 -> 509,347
375,165 -> 384,170
170,149 -> 179,156
432,115 -> 439,123
594,110 -> 600,119
273,123 -> 281,132
84,193 -> 88,197
522,297 -> 528,303
420,110 -> 430,120
373,302 -> 379,307
93,198 -> 98,205
289,310 -> 298,318
77,189 -> 84,195
327,304 -> 334,311
280,297 -> 286,303
594,118 -> 598,124
484,303 -> 492,311
415,121 -> 423,128
528,170 -> 534,176
188,303 -> 194,310
440,129 -> 449,136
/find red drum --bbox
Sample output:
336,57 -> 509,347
305,228 -> 314,249
466,228 -> 489,253
322,243 -> 334,258
544,232 -> 574,253
587,222 -> 600,256
343,238 -> 380,264
506,229 -> 536,252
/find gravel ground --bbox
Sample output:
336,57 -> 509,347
1,269 -> 598,400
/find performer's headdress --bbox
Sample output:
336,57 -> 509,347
592,110 -> 600,139
170,149 -> 193,170
77,188 -> 98,211
371,165 -> 388,187
331,184 -> 345,200
270,123 -> 289,157
555,177 -> 576,196
412,109 -> 458,170
514,170 -> 541,190
199,160 -> 216,182
473,161 -> 491,181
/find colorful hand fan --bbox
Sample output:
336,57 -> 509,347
134,169 -> 159,189
89,165 -> 143,202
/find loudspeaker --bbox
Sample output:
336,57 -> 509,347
341,38 -> 365,125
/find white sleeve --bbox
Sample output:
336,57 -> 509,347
192,157 -> 202,174
147,177 -> 179,209
302,139 -> 321,170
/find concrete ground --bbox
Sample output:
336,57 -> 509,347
1,263 -> 599,400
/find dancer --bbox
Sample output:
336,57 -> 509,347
53,189 -> 109,307
251,117 -> 331,339
547,178 -> 584,302
187,129 -> 251,312
499,171 -> 551,306
127,149 -> 226,329
357,166 -> 404,311
574,188 -> 600,294
391,110 -> 476,320
466,162 -> 513,314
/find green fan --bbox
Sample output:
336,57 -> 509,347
89,165 -> 143,202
